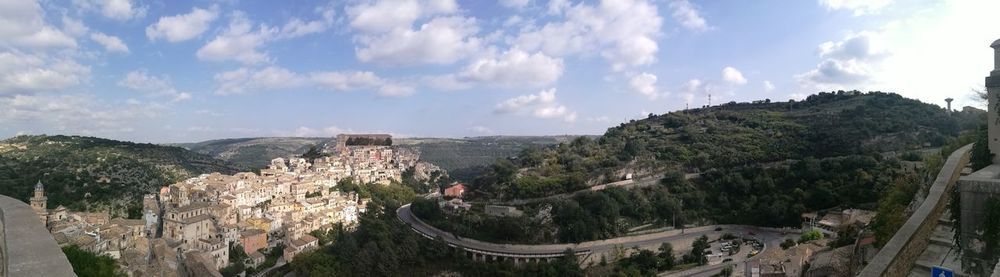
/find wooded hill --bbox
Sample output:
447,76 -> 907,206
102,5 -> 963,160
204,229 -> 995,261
0,135 -> 240,217
471,91 -> 983,200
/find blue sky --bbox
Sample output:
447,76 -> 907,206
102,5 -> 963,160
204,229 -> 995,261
1,0 -> 998,143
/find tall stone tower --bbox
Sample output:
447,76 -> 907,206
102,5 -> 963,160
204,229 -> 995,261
29,180 -> 48,223
989,38 -> 1000,163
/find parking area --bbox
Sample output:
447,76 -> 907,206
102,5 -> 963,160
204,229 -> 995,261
705,236 -> 765,265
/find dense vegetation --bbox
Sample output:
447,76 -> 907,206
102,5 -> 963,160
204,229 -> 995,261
414,92 -> 985,244
0,135 -> 239,216
473,91 -> 981,200
290,181 -> 585,277
417,153 -> 921,244
63,245 -> 125,277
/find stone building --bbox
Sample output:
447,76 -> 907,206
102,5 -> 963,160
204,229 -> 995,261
241,229 -> 268,255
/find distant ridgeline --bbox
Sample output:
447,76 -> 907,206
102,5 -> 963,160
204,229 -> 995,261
472,91 -> 984,201
0,135 -> 240,217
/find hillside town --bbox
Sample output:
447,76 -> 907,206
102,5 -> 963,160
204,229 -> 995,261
26,136 -> 436,276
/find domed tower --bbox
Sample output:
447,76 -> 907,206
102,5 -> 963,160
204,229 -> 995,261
30,180 -> 48,223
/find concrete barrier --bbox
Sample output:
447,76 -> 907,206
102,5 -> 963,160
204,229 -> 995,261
0,194 -> 76,277
859,144 -> 972,277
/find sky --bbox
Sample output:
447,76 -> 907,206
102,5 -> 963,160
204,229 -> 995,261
1,0 -> 999,143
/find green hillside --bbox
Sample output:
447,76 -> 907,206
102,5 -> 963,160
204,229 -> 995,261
472,91 -> 983,200
0,135 -> 241,216
410,91 -> 985,244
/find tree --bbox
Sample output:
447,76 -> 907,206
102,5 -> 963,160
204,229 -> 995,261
62,245 -> 125,277
658,242 -> 676,270
300,145 -> 327,162
780,238 -> 796,250
719,264 -> 734,277
690,235 -> 710,265
799,229 -> 822,243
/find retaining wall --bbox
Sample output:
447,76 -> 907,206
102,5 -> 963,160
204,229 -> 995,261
859,144 -> 972,277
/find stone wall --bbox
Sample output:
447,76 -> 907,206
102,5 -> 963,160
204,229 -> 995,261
859,144 -> 971,277
0,194 -> 76,277
958,164 -> 1000,275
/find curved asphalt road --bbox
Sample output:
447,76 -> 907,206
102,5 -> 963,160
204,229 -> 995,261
398,204 -> 793,267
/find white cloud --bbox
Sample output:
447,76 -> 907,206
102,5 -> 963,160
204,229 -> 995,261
454,49 -> 563,87
795,31 -> 887,89
515,0 -> 662,71
0,51 -> 90,95
818,31 -> 888,61
669,0 -> 710,31
346,0 -> 457,33
0,94 -> 165,135
0,0 -> 77,49
495,88 -> 576,122
818,0 -> 893,16
604,36 -> 658,72
118,70 -> 191,102
499,0 -> 530,8
309,71 -> 383,91
196,5 -> 337,63
213,66 -> 412,97
61,15 -> 89,37
629,72 -> 663,100
277,4 -> 336,39
678,78 -> 704,104
89,32 -> 129,53
146,6 -> 219,43
119,70 -> 169,91
213,66 -> 305,95
722,66 -> 747,85
72,0 -> 147,21
547,0 -> 570,15
797,59 -> 875,86
355,16 -> 482,65
197,12 -> 277,64
763,80 -> 775,92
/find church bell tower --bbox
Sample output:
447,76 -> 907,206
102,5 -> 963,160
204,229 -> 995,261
29,180 -> 48,223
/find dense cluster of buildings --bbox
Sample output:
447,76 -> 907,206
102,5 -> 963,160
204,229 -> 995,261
27,143 -> 430,276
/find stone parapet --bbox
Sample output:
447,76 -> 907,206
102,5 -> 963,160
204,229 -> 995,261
0,194 -> 76,277
859,144 -> 971,277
